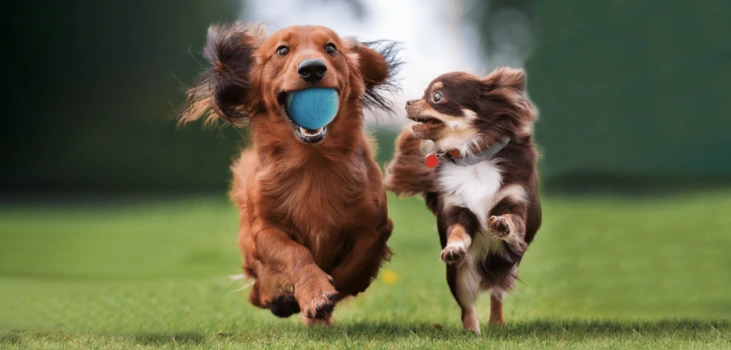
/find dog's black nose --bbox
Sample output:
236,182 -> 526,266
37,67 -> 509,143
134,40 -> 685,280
406,99 -> 418,106
298,59 -> 327,82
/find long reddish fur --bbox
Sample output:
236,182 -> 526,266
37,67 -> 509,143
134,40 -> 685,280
180,23 -> 400,324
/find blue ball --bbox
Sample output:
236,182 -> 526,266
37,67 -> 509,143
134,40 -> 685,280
286,88 -> 339,130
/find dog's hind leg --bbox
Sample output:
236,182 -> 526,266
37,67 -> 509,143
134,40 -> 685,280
441,208 -> 483,333
489,291 -> 505,324
447,264 -> 482,333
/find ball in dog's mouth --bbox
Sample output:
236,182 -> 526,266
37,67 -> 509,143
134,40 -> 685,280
278,88 -> 339,144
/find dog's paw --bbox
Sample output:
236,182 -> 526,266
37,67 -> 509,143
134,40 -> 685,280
302,292 -> 337,320
303,316 -> 332,327
269,294 -> 300,318
488,215 -> 511,236
296,269 -> 338,321
441,243 -> 467,266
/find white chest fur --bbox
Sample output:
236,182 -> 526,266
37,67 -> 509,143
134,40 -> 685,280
438,159 -> 503,229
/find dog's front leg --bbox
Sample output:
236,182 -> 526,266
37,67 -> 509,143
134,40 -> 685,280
253,225 -> 337,322
488,199 -> 529,262
440,206 -> 480,266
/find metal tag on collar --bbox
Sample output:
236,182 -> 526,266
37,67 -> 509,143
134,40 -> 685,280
425,152 -> 441,168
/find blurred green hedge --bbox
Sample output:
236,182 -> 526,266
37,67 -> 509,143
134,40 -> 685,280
4,1 -> 245,194
523,1 -> 731,190
4,1 -> 729,194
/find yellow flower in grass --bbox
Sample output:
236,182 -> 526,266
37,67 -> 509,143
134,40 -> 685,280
382,270 -> 398,285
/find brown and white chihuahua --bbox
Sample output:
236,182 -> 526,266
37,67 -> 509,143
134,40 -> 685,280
385,67 -> 541,333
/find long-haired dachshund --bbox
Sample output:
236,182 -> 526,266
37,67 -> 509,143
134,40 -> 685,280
179,23 -> 400,325
385,68 -> 541,333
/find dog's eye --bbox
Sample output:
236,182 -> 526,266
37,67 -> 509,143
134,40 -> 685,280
276,46 -> 289,57
433,91 -> 443,102
325,43 -> 337,56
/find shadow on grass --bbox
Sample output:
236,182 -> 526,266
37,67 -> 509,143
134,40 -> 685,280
134,332 -> 205,345
2,319 -> 729,346
311,319 -> 731,340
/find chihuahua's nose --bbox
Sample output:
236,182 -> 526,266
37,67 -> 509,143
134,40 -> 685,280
406,99 -> 418,107
298,59 -> 327,82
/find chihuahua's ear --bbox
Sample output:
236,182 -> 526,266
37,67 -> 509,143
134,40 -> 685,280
351,40 -> 402,112
179,22 -> 265,127
481,67 -> 536,123
483,67 -> 526,93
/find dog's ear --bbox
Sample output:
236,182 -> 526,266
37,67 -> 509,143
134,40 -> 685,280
480,67 -> 536,125
179,22 -> 265,127
351,40 -> 402,112
482,67 -> 526,94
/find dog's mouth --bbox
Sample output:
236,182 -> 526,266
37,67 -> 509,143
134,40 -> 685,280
277,90 -> 338,144
408,114 -> 444,136
408,115 -> 443,126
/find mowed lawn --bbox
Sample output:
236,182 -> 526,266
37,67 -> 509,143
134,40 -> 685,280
0,192 -> 729,349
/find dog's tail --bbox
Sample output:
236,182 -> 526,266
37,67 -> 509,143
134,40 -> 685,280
384,126 -> 436,199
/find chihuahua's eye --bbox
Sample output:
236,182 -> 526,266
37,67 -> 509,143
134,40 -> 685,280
276,45 -> 289,57
325,43 -> 337,56
433,91 -> 443,102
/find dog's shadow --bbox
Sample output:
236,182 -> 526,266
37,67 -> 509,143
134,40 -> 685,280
126,320 -> 721,342
5,319 -> 723,347
298,319 -> 727,341
133,332 -> 205,345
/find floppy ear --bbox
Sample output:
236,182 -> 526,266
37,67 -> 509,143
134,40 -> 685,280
352,41 -> 402,112
179,22 -> 264,126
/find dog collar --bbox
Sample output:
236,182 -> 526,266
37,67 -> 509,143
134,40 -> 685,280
425,137 -> 510,168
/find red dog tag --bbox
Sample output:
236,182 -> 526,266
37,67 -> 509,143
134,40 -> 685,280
425,153 -> 439,168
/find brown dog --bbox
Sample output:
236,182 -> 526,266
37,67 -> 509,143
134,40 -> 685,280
385,68 -> 541,333
179,23 -> 400,325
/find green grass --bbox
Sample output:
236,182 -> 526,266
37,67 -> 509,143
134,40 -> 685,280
1,193 -> 730,349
